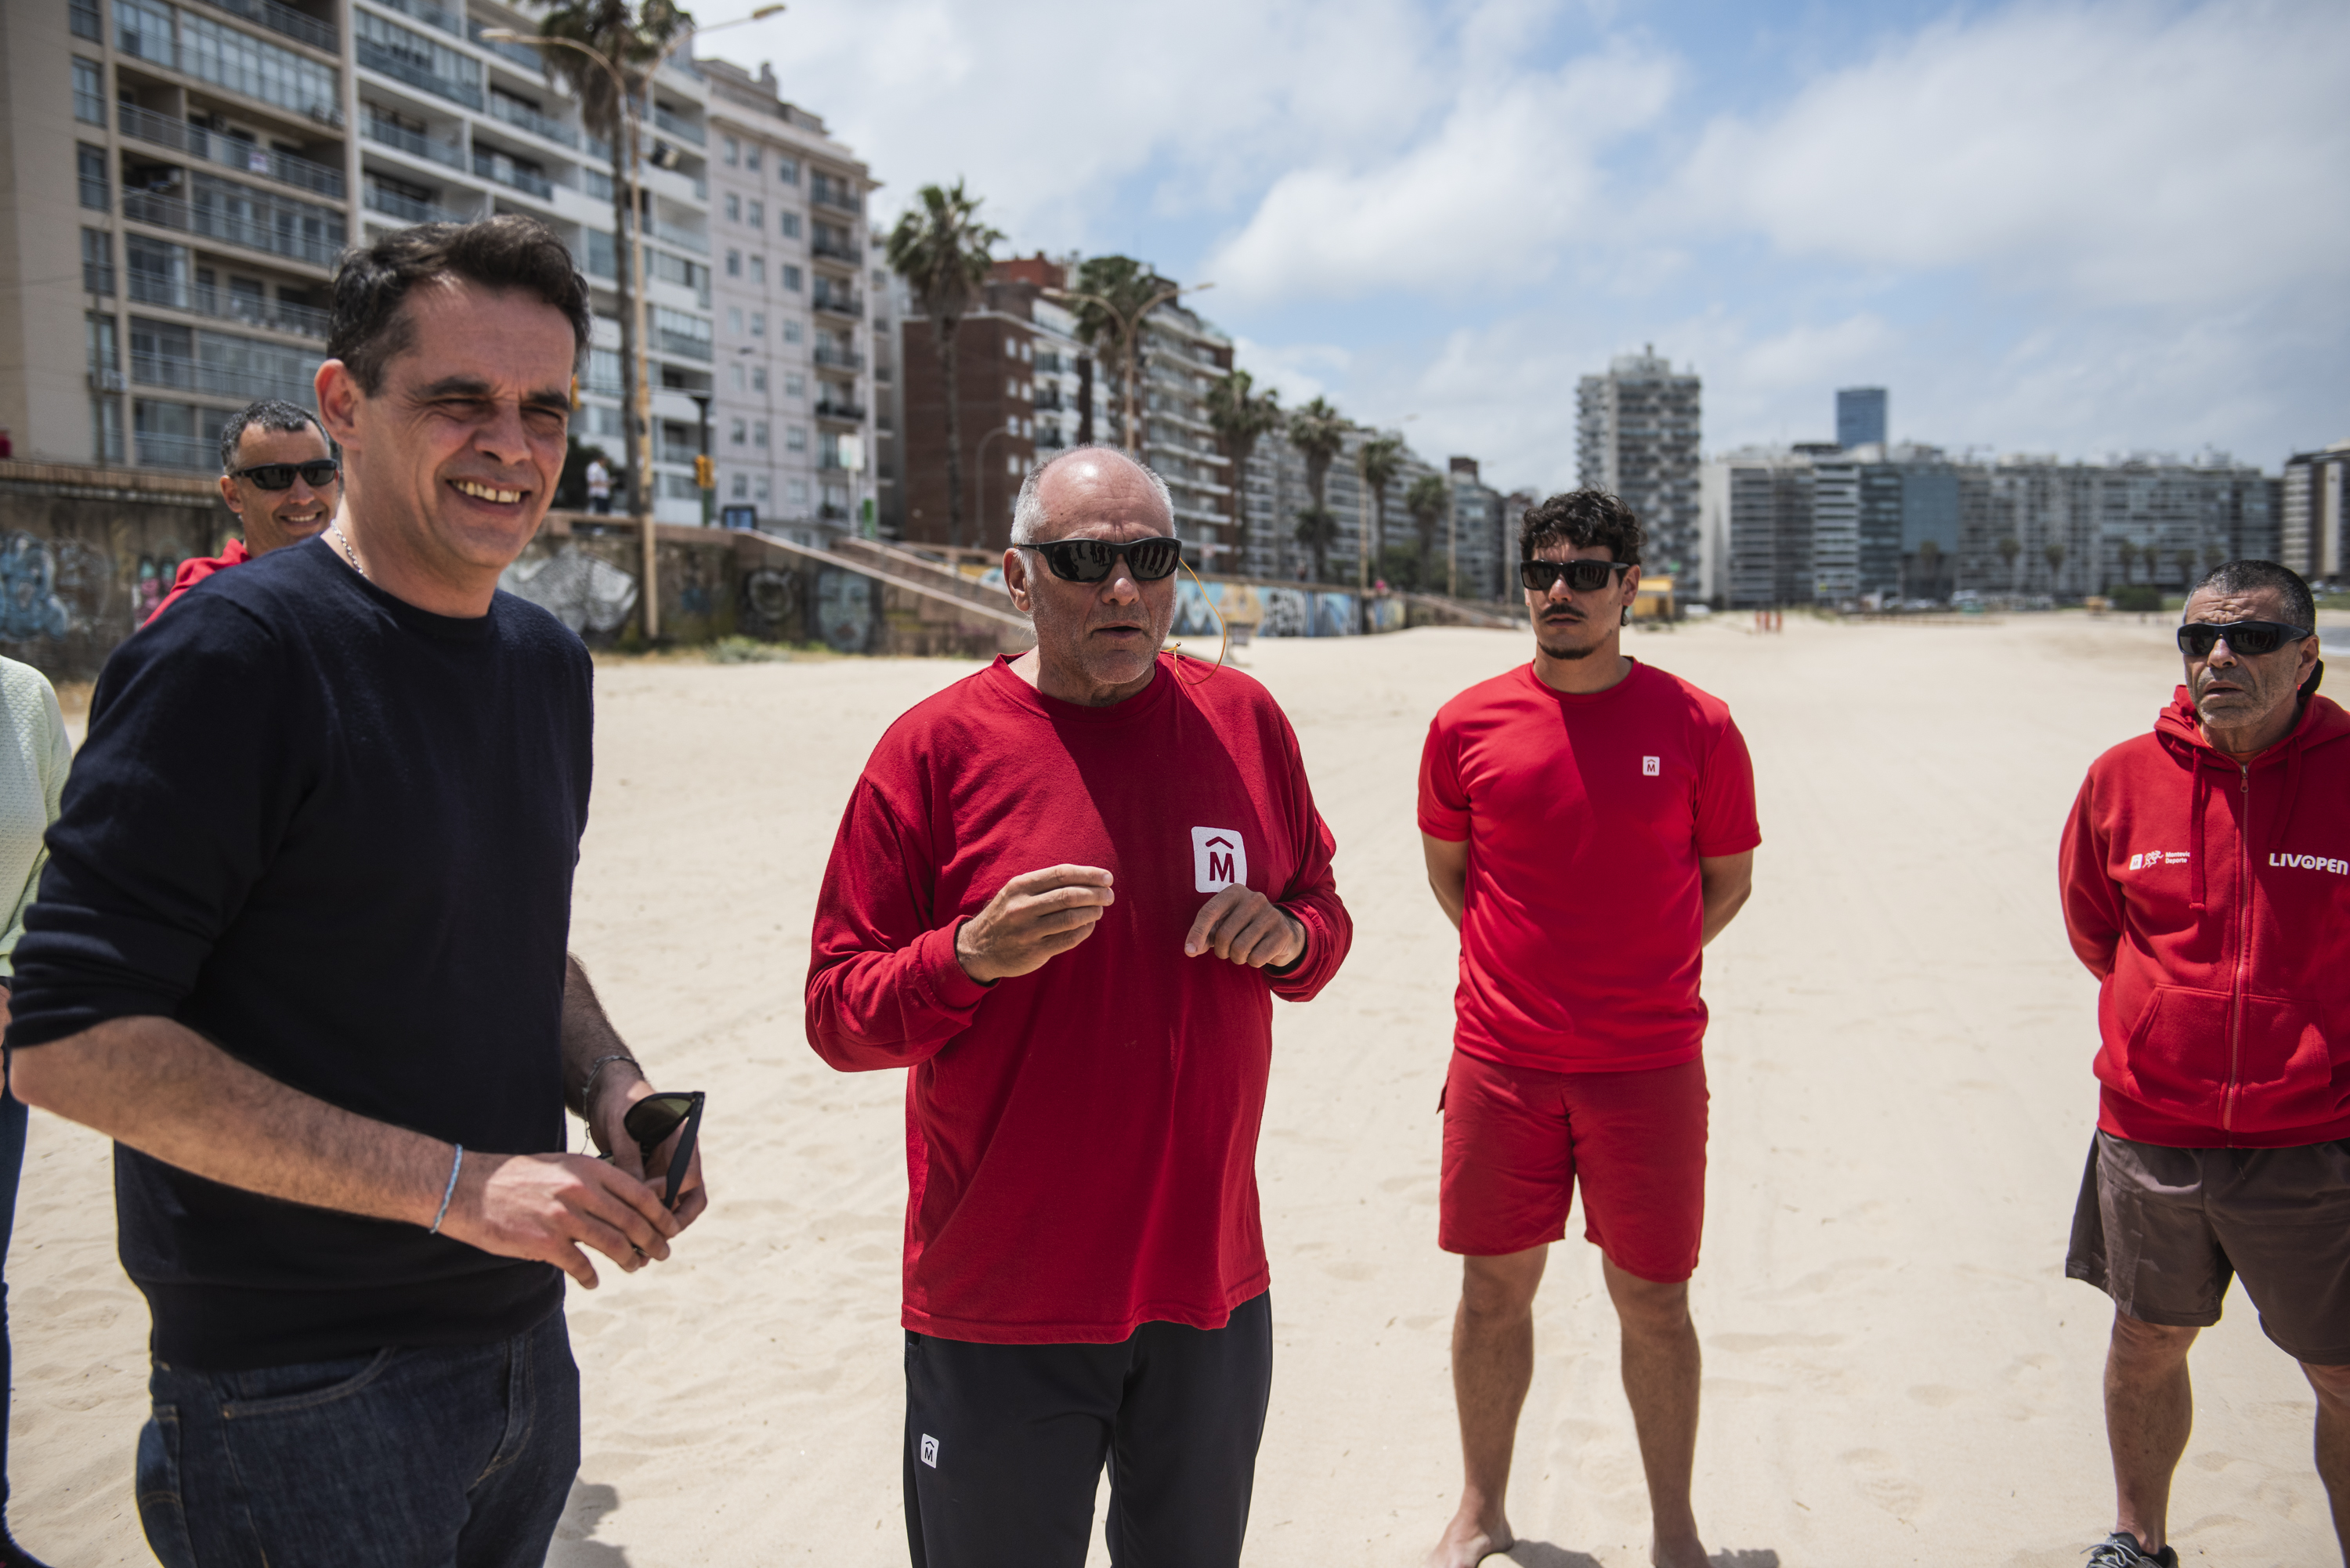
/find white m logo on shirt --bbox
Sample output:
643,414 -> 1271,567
1192,827 -> 1248,893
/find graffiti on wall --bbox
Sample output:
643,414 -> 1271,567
0,532 -> 115,642
500,546 -> 639,637
134,551 -> 186,627
815,568 -> 874,652
742,567 -> 797,630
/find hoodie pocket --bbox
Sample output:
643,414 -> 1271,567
2099,986 -> 2232,1114
2229,994 -> 2342,1133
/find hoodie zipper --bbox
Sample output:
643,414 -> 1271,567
2225,760 -> 2250,1137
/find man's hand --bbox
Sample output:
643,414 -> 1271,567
440,1150 -> 682,1290
590,1074 -> 709,1233
1185,887 -> 1305,969
956,865 -> 1115,984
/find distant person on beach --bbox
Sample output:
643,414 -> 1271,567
0,656 -> 71,1568
584,454 -> 613,514
147,399 -> 342,621
807,445 -> 1353,1568
1418,490 -> 1758,1568
6,217 -> 706,1568
2059,558 -> 2348,1568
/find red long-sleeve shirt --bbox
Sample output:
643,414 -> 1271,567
806,655 -> 1350,1343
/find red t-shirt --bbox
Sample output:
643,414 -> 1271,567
804,654 -> 1352,1344
1418,661 -> 1759,1072
147,538 -> 251,622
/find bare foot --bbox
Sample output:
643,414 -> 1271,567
1426,1508 -> 1513,1568
1650,1530 -> 1710,1568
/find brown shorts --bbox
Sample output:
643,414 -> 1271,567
2066,1130 -> 2350,1365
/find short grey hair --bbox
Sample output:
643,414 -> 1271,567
1010,445 -> 1174,545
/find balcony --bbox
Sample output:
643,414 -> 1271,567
363,181 -> 468,226
1032,388 -> 1064,411
190,0 -> 337,52
356,39 -> 483,110
810,179 -> 860,215
473,152 -> 554,200
136,430 -> 215,470
124,189 -> 343,269
487,93 -> 579,149
367,0 -> 461,37
468,23 -> 543,70
363,114 -> 466,168
656,328 -> 711,361
810,233 -> 856,264
132,348 -> 318,405
651,103 -> 704,146
650,220 -> 707,256
70,0 -> 99,39
815,399 -> 865,423
812,289 -> 862,320
812,343 -> 863,372
120,104 -> 346,198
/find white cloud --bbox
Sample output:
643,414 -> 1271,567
1231,337 -> 1350,406
1671,0 -> 2350,309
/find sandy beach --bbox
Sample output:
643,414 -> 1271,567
7,611 -> 2341,1566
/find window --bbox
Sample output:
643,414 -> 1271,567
731,473 -> 747,499
725,248 -> 741,277
786,425 -> 806,452
82,227 -> 115,294
781,264 -> 801,291
754,420 -> 769,448
722,135 -> 739,165
125,233 -> 189,306
747,200 -> 763,226
727,306 -> 743,334
1006,378 -> 1018,397
783,320 -> 802,344
749,255 -> 764,285
751,367 -> 767,392
784,373 -> 804,398
1003,339 -> 1018,359
73,58 -> 104,123
779,211 -> 800,239
776,156 -> 799,185
78,143 -> 110,211
588,348 -> 622,396
1020,341 -> 1032,362
745,146 -> 761,173
750,311 -> 765,337
729,417 -> 746,446
729,363 -> 744,390
753,475 -> 769,503
725,193 -> 740,222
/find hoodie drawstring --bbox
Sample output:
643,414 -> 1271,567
2189,765 -> 2208,914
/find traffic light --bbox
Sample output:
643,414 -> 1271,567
693,453 -> 714,490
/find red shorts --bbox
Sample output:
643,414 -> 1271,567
1438,1050 -> 1708,1281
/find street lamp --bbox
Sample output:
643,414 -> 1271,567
972,422 -> 1013,553
483,5 -> 782,640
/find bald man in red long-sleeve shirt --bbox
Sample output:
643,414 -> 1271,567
806,446 -> 1352,1568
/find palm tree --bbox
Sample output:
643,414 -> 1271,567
2113,539 -> 2138,587
886,182 -> 1003,547
1356,435 -> 1404,585
2172,548 -> 2197,589
1912,538 -> 1943,601
1068,255 -> 1177,456
1204,370 -> 1282,575
1406,471 -> 1451,583
2043,540 -> 2067,592
1287,397 -> 1347,584
1997,534 -> 2021,590
539,0 -> 692,522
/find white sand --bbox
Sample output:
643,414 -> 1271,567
7,614 -> 2340,1566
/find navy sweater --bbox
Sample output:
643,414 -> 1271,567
8,538 -> 592,1369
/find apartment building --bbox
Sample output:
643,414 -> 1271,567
2280,439 -> 2348,582
1576,346 -> 1701,577
699,56 -> 876,538
1835,387 -> 1886,451
1125,298 -> 1235,568
1448,456 -> 1509,601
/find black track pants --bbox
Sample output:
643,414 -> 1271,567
902,1292 -> 1273,1568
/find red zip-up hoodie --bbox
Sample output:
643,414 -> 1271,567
2060,682 -> 2350,1147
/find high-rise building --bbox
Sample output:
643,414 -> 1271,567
1577,346 -> 1700,576
1448,457 -> 1509,600
1836,387 -> 1887,450
700,57 -> 877,537
1699,448 -> 1813,608
2280,440 -> 2349,581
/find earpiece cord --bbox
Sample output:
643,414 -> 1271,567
1167,558 -> 1229,685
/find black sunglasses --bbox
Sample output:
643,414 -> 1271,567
230,460 -> 340,491
2176,620 -> 2312,659
1029,537 -> 1184,583
622,1090 -> 704,1210
1520,558 -> 1633,594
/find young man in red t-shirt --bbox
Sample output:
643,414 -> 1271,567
1418,490 -> 1759,1568
806,446 -> 1351,1568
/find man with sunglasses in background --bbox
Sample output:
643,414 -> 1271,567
147,399 -> 342,621
1419,490 -> 1758,1568
808,445 -> 1352,1568
2059,558 -> 2350,1567
7,219 -> 705,1568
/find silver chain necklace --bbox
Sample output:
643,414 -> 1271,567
331,524 -> 367,580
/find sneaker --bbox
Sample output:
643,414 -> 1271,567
2085,1534 -> 2178,1568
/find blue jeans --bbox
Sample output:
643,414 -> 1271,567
137,1310 -> 579,1568
0,1080 -> 25,1514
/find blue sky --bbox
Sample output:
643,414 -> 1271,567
712,0 -> 2349,495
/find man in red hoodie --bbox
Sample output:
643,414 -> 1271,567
805,446 -> 1351,1568
2061,558 -> 2350,1567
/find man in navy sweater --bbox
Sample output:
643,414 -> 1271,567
5,216 -> 706,1568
